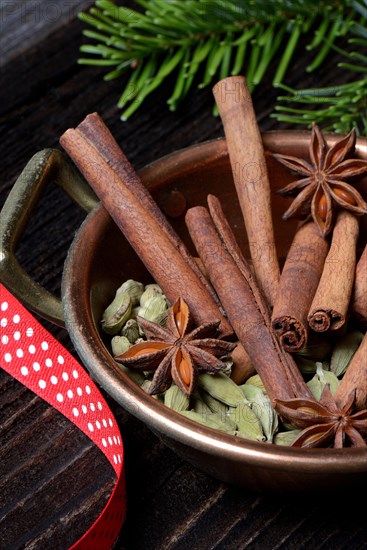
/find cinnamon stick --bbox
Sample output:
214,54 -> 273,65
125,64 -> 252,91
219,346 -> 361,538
60,119 -> 233,338
230,344 -> 255,384
213,76 -> 279,307
76,113 -> 221,309
272,221 -> 329,351
352,244 -> 367,324
308,211 -> 359,332
334,332 -> 367,410
207,195 -> 311,399
186,197 -> 312,403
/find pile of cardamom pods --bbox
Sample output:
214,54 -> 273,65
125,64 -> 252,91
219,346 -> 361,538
101,280 -> 169,355
101,279 -> 365,446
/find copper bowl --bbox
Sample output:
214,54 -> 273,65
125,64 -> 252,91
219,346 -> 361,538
2,131 -> 367,493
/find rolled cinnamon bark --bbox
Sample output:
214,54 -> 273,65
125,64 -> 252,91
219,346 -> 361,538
207,195 -> 271,326
213,76 -> 279,307
230,344 -> 255,384
186,199 -> 312,403
76,113 -> 220,309
352,244 -> 367,324
308,211 -> 359,332
272,221 -> 329,351
334,332 -> 367,410
60,120 -> 233,338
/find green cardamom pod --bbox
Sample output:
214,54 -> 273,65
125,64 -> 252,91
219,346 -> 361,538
192,391 -> 237,431
116,279 -> 144,306
140,379 -> 164,401
121,318 -> 140,343
179,410 -> 236,435
307,363 -> 339,400
282,421 -> 298,431
130,306 -> 141,319
244,374 -> 266,393
192,392 -> 213,416
111,335 -> 131,356
201,391 -> 228,417
198,372 -> 246,408
140,285 -> 164,307
248,392 -> 278,443
138,295 -> 168,326
294,356 -> 317,375
330,330 -> 364,377
117,363 -> 145,386
295,335 -> 332,361
154,309 -> 169,327
218,411 -> 237,432
229,403 -> 265,442
102,291 -> 132,334
240,383 -> 263,401
274,430 -> 301,446
145,283 -> 163,293
140,379 -> 153,393
164,384 -> 190,412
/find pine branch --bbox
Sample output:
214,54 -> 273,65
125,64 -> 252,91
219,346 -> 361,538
78,0 -> 366,128
273,5 -> 367,134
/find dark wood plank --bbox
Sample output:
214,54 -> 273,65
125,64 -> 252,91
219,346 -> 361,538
0,0 -> 94,65
0,375 -> 114,550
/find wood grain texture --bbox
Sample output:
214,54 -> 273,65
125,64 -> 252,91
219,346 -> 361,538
0,371 -> 114,550
1,2 -> 366,549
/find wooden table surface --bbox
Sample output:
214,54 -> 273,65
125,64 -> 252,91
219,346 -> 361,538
1,2 -> 366,549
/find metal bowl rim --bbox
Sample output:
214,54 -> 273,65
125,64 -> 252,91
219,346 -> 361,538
62,132 -> 367,475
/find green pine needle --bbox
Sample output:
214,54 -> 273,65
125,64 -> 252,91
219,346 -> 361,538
78,0 -> 367,131
273,14 -> 367,135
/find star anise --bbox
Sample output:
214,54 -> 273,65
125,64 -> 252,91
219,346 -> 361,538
115,297 -> 236,396
276,385 -> 367,448
273,123 -> 367,236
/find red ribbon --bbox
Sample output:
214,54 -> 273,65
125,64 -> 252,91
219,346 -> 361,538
0,283 -> 126,549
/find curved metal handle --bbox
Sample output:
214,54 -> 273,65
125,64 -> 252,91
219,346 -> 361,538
0,148 -> 98,326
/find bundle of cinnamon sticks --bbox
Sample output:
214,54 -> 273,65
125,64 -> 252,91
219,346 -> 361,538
59,75 -> 367,448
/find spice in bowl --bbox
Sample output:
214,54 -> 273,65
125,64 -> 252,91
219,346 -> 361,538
60,76 -> 367,450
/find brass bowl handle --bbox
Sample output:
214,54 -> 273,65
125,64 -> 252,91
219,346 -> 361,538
0,148 -> 98,326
